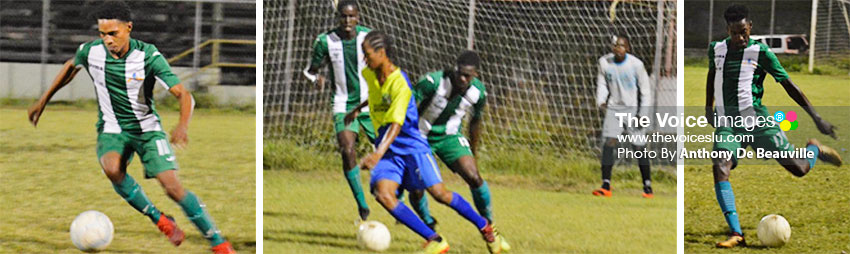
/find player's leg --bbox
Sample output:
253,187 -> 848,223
633,145 -> 653,197
436,135 -> 493,222
335,113 -> 370,220
593,137 -> 617,197
98,133 -> 164,225
139,132 -> 233,253
757,128 -> 842,176
712,128 -> 745,248
407,189 -> 437,229
370,155 -> 445,253
155,171 -> 233,252
415,152 -> 502,253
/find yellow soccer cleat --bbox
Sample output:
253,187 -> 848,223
716,233 -> 746,248
421,236 -> 449,254
809,139 -> 843,166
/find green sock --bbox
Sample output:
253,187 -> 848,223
471,181 -> 493,222
178,191 -> 225,246
345,167 -> 369,211
112,174 -> 161,223
414,194 -> 435,225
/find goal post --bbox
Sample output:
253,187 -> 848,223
264,0 -> 677,164
810,0 -> 850,73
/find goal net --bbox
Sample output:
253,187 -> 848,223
264,0 -> 677,164
812,0 -> 850,72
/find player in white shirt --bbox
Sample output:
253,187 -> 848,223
593,35 -> 654,198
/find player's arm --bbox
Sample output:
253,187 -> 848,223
360,77 -> 412,169
595,61 -> 609,109
303,36 -> 329,86
28,58 -> 82,126
779,79 -> 835,138
468,89 -> 486,157
149,47 -> 194,147
705,68 -> 716,127
344,100 -> 369,126
168,84 -> 194,148
705,43 -> 717,127
636,61 -> 653,118
413,74 -> 437,112
760,48 -> 836,138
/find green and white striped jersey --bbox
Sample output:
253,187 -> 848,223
709,38 -> 789,123
74,39 -> 181,134
414,70 -> 486,139
306,25 -> 371,114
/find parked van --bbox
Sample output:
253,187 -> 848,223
751,34 -> 809,54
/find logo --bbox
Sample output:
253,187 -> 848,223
166,155 -> 176,162
774,111 -> 798,131
127,72 -> 144,83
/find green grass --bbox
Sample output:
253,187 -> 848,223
0,106 -> 256,253
264,141 -> 677,253
684,66 -> 850,252
264,170 -> 676,253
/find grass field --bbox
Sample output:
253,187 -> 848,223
264,141 -> 677,253
0,106 -> 256,253
683,66 -> 850,252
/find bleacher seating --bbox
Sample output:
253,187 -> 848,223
1,0 -> 256,86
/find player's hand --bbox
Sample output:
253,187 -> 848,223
599,103 -> 607,110
170,124 -> 189,149
317,75 -> 326,87
705,108 -> 715,128
359,152 -> 381,170
27,101 -> 46,127
344,111 -> 357,127
814,117 -> 837,139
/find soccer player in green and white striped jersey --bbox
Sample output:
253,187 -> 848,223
706,4 -> 843,248
408,51 -> 511,251
26,2 -> 235,253
303,0 -> 377,221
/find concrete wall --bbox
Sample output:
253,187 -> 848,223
0,62 -> 254,105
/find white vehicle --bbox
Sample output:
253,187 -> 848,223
751,34 -> 809,54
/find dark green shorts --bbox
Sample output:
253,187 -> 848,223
96,131 -> 178,178
713,125 -> 793,168
333,113 -> 376,142
429,134 -> 474,166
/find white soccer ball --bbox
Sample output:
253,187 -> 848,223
70,210 -> 114,252
357,220 -> 391,252
757,214 -> 791,247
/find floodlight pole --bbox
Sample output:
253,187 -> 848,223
708,0 -> 714,46
770,0 -> 775,35
282,0 -> 297,118
40,0 -> 51,95
192,1 -> 203,89
809,0 -> 818,73
467,0 -> 476,50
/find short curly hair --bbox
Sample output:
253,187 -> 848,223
90,1 -> 133,22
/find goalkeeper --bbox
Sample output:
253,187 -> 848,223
593,35 -> 655,198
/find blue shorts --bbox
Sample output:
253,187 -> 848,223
370,150 -> 442,192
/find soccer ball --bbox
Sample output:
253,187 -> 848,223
357,220 -> 391,251
70,210 -> 114,252
757,214 -> 791,247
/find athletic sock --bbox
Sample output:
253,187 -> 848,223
601,145 -> 615,190
715,181 -> 742,234
470,181 -> 493,222
344,167 -> 369,211
112,174 -> 161,223
389,203 -> 437,240
410,193 -> 435,225
178,191 -> 225,247
448,192 -> 488,230
638,157 -> 652,193
806,144 -> 819,169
